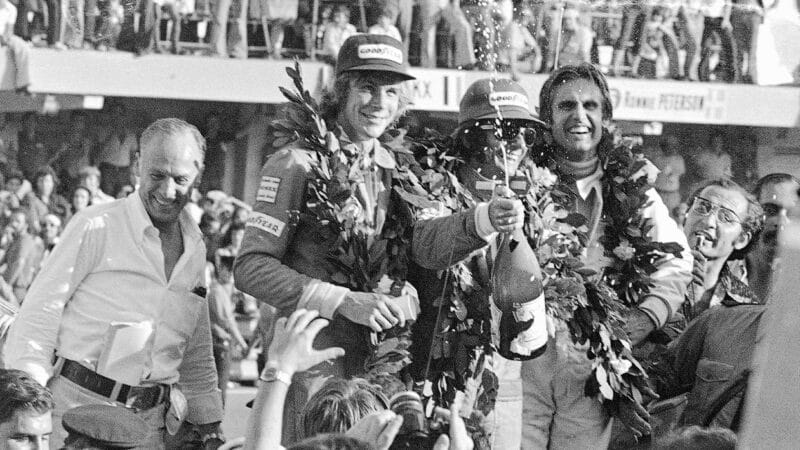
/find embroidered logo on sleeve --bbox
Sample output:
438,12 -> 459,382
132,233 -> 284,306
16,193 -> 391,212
246,211 -> 286,237
256,176 -> 281,203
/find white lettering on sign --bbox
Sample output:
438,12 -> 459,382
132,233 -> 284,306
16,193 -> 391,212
357,44 -> 403,64
257,176 -> 281,203
246,212 -> 286,237
489,92 -> 529,110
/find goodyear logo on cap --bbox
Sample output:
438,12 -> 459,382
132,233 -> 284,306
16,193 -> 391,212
357,44 -> 403,64
489,92 -> 530,111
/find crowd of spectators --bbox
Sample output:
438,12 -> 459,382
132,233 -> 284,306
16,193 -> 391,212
0,0 -> 766,83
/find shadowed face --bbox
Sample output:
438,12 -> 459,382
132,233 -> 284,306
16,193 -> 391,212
755,179 -> 800,263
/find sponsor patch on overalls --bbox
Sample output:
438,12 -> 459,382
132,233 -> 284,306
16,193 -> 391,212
256,176 -> 281,203
247,211 -> 286,237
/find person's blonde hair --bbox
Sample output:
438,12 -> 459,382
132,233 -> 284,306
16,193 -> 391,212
319,72 -> 412,129
300,377 -> 389,439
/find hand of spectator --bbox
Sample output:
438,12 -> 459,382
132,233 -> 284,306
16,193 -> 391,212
433,401 -> 474,450
345,410 -> 403,450
267,309 -> 345,376
488,186 -> 524,233
337,291 -> 406,333
722,18 -> 733,30
614,395 -> 652,440
624,308 -> 656,346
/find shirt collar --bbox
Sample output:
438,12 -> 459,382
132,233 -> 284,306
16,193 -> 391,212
337,127 -> 397,170
125,192 -> 202,244
575,165 -> 604,200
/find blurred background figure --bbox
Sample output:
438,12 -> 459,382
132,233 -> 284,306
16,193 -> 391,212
554,4 -> 593,68
648,135 -> 687,218
418,0 -> 475,69
69,185 -> 92,217
321,5 -> 356,63
746,173 -> 800,302
0,0 -> 32,92
252,0 -> 297,59
95,103 -> 136,198
367,1 -> 400,41
208,254 -> 248,405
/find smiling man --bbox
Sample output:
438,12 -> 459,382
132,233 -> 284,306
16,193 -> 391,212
5,118 -> 224,449
522,63 -> 692,449
235,34 -> 526,444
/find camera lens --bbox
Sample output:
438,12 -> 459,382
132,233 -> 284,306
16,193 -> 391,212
389,391 -> 428,439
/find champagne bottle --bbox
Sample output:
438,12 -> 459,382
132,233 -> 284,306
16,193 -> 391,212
491,227 -> 548,360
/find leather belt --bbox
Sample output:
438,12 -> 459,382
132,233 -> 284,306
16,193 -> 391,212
57,358 -> 169,411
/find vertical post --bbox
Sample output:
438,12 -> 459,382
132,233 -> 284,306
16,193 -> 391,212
311,0 -> 319,60
359,0 -> 367,32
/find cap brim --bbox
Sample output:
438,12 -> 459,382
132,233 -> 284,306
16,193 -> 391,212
340,65 -> 416,81
466,108 -> 544,125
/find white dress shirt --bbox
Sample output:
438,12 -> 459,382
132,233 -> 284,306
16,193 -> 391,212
4,193 -> 223,424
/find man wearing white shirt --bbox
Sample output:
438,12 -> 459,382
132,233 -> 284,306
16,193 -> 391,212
4,118 -> 224,449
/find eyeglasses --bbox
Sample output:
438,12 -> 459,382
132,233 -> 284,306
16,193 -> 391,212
477,120 -> 539,146
690,196 -> 741,224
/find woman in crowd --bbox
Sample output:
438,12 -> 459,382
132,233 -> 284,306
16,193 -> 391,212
21,166 -> 71,234
70,185 -> 92,217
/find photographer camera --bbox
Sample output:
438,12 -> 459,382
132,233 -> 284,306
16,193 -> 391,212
346,393 -> 474,450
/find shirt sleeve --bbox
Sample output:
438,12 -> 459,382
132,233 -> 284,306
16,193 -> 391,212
233,148 -> 349,319
411,207 -> 488,270
178,292 -> 224,424
3,214 -> 101,385
637,188 -> 694,328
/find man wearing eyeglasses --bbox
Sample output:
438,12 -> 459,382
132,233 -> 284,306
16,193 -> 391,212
745,173 -> 800,302
648,178 -> 764,431
681,179 -> 764,322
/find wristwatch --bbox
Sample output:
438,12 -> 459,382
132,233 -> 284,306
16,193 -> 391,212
259,364 -> 293,386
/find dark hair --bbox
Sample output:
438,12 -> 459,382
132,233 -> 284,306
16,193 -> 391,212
753,173 -> 800,200
0,369 -> 54,423
688,178 -> 764,259
288,434 -> 372,450
34,166 -> 59,190
655,426 -> 736,450
5,169 -> 23,183
538,63 -> 613,125
72,185 -> 92,204
301,377 -> 389,439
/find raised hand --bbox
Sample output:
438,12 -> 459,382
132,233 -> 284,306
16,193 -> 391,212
267,309 -> 345,375
488,186 -> 525,233
345,410 -> 403,450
